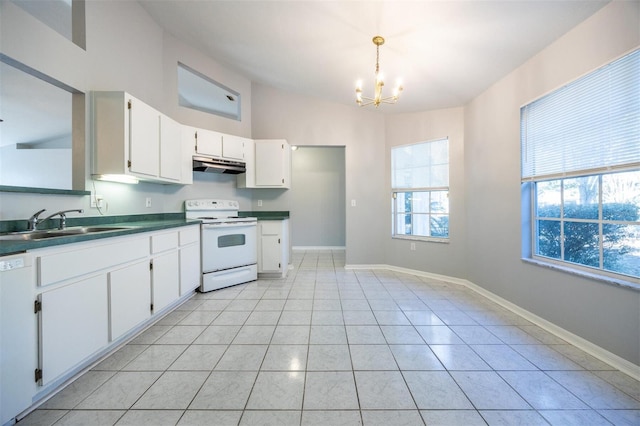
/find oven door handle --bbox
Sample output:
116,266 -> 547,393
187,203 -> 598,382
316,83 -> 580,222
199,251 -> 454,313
202,222 -> 257,229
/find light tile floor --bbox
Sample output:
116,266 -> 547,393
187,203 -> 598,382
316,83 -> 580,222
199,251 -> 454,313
19,249 -> 640,425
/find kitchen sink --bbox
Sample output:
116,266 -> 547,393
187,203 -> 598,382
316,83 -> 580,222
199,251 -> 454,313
0,226 -> 133,241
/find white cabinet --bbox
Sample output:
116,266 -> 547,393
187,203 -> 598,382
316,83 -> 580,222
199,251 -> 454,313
160,114 -> 183,181
179,226 -> 201,295
108,260 -> 151,341
195,128 -> 223,157
222,134 -> 248,161
238,139 -> 291,189
0,253 -> 37,426
258,219 -> 290,278
151,231 -> 180,313
152,251 -> 179,313
129,98 -> 160,178
181,126 -> 196,184
2,225 -> 196,424
39,275 -> 109,386
92,91 -> 189,184
194,129 -> 248,162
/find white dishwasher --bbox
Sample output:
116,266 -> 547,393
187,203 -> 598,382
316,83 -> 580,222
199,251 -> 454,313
1,253 -> 37,425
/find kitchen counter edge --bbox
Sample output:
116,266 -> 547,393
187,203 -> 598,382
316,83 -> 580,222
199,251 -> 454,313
0,216 -> 201,256
240,211 -> 290,220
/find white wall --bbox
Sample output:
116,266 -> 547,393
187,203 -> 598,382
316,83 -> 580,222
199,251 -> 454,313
464,1 -> 640,365
0,147 -> 71,190
290,147 -> 346,248
250,84 -> 388,265
384,108 -> 466,278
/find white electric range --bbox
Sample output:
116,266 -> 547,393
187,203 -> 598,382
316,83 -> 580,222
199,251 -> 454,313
185,199 -> 257,292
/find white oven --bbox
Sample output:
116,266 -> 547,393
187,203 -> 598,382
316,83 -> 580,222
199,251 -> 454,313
185,199 -> 257,292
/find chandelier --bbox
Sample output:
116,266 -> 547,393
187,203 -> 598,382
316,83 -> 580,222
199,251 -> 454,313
355,36 -> 403,107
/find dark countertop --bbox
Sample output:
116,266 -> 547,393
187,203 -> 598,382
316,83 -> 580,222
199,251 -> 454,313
0,213 -> 201,256
240,211 -> 290,220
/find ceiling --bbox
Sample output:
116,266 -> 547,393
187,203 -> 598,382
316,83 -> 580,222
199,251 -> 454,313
139,0 -> 609,114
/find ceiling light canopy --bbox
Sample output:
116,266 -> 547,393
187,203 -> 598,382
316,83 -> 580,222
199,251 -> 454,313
355,36 -> 403,108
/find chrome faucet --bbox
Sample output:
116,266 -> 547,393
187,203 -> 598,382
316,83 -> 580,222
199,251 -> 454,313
29,209 -> 84,230
27,209 -> 47,231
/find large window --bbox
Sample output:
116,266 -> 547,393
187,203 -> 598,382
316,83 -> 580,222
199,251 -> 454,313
521,49 -> 640,281
392,138 -> 449,240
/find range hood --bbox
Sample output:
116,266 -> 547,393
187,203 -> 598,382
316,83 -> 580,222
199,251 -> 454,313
193,156 -> 246,174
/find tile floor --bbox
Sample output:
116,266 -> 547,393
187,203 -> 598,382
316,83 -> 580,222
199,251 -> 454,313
19,249 -> 640,425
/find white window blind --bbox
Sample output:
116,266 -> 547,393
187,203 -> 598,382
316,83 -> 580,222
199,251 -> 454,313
392,138 -> 449,189
521,49 -> 640,181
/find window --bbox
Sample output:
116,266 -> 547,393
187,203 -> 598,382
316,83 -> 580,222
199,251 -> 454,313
521,49 -> 640,281
392,138 -> 449,240
177,62 -> 241,121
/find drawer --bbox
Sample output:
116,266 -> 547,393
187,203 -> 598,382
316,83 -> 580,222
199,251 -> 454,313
38,237 -> 148,287
151,231 -> 179,254
179,226 -> 200,246
260,221 -> 282,235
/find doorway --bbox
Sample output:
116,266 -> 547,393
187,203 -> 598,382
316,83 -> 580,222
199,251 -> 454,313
290,146 -> 346,249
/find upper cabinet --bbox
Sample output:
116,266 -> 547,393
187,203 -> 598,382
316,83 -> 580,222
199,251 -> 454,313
222,134 -> 249,161
194,128 -> 223,158
92,91 -> 190,184
238,139 -> 291,189
192,129 -> 248,162
159,114 -> 183,182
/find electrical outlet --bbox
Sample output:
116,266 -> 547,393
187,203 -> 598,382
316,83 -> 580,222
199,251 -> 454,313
351,199 -> 356,207
410,242 -> 416,251
91,194 -> 104,208
258,200 -> 263,207
145,197 -> 152,208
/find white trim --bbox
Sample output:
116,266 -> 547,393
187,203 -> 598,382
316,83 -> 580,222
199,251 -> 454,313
292,246 -> 345,251
345,263 -> 640,381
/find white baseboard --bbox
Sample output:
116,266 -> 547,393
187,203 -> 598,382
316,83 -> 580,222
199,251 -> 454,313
345,263 -> 640,381
293,246 -> 346,251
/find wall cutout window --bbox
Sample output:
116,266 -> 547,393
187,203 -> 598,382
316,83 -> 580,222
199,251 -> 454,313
12,0 -> 86,49
177,62 -> 241,121
392,138 -> 449,240
521,49 -> 640,282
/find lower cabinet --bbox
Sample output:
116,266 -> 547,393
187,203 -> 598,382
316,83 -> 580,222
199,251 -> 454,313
152,250 -> 179,313
39,275 -> 109,386
180,243 -> 201,295
2,225 -> 202,425
258,219 -> 289,278
109,260 -> 151,341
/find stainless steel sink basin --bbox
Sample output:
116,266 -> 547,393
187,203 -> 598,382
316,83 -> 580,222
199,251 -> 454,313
0,226 -> 133,241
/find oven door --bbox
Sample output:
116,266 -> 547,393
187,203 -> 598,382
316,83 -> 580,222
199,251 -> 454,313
201,222 -> 257,273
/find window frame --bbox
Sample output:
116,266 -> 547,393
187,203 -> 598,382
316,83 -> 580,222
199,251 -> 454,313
529,170 -> 639,283
391,138 -> 450,242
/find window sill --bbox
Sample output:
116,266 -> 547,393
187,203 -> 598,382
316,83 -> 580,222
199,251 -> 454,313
522,258 -> 640,292
392,235 -> 450,244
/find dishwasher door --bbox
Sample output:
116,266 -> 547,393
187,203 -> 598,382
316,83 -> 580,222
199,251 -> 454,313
1,253 -> 37,425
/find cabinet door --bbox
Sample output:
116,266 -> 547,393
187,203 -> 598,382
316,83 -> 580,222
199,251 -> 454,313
181,126 -> 196,184
159,114 -> 182,181
259,222 -> 282,273
109,261 -> 151,341
40,275 -> 108,386
152,251 -> 179,313
180,243 -> 201,295
222,134 -> 246,160
255,140 -> 285,186
196,129 -> 222,157
0,254 -> 37,425
129,96 -> 160,178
